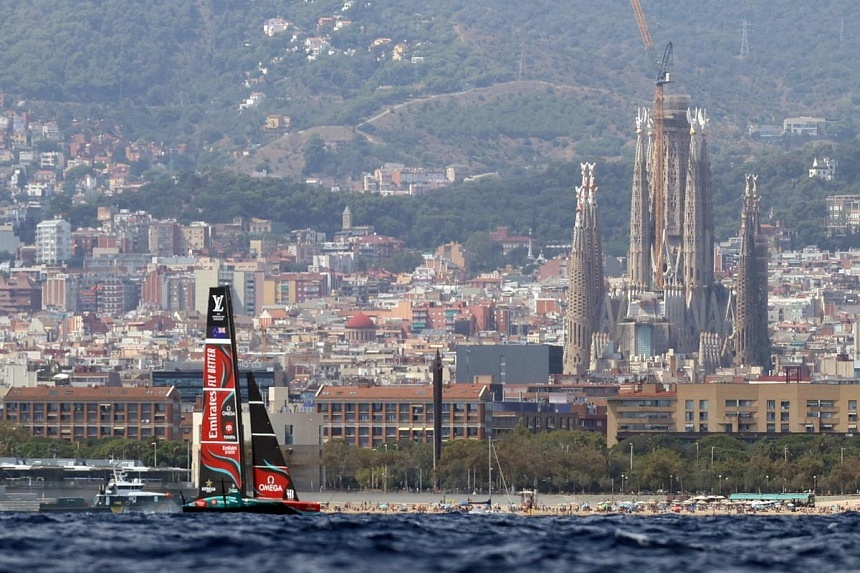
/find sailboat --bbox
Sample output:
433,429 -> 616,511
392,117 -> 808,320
182,286 -> 321,514
467,436 -> 498,514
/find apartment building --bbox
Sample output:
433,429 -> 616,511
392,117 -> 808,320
35,219 -> 71,265
0,386 -> 182,441
606,381 -> 860,446
315,383 -> 491,448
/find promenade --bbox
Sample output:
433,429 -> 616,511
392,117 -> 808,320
303,490 -> 860,516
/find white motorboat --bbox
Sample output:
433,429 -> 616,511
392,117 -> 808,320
93,465 -> 178,513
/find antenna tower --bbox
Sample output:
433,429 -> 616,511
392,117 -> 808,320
739,19 -> 750,59
519,40 -> 525,80
840,17 -> 845,50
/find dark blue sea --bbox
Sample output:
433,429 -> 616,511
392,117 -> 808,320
1,512 -> 859,573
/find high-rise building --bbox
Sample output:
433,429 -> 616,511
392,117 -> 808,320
35,219 -> 71,265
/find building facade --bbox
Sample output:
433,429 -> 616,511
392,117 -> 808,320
605,381 -> 860,446
35,219 -> 71,265
314,384 -> 491,448
0,386 -> 182,441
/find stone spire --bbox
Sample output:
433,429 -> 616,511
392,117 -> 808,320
733,174 -> 771,369
628,108 -> 652,288
564,163 -> 604,375
682,108 -> 713,291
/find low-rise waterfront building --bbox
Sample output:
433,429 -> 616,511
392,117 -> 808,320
606,379 -> 860,446
314,383 -> 491,448
0,385 -> 182,441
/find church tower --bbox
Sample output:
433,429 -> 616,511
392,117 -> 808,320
628,108 -> 652,288
733,174 -> 771,369
564,163 -> 604,375
342,205 -> 352,231
616,98 -> 729,368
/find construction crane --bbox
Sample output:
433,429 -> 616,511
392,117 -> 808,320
630,0 -> 672,289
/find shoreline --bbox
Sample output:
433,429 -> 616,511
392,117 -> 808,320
301,491 -> 860,516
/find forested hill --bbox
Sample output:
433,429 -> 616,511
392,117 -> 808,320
6,1 -> 860,253
91,135 -> 860,259
1,0 -> 859,159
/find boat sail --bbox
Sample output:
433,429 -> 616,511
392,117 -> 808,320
182,286 -> 320,514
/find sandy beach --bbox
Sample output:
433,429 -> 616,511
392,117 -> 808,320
302,490 -> 860,516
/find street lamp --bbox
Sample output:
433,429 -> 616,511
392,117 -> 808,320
813,475 -> 817,494
711,446 -> 715,467
669,474 -> 674,496
842,447 -> 845,465
151,441 -> 157,468
766,474 -> 770,492
629,442 -> 634,470
695,442 -> 699,466
621,473 -> 626,495
718,474 -> 722,495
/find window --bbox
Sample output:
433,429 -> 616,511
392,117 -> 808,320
781,401 -> 790,411
685,400 -> 694,410
699,400 -> 709,410
725,399 -> 738,408
850,400 -> 857,411
767,400 -> 775,410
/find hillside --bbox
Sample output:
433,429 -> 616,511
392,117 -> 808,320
5,0 -> 860,252
2,0 -> 859,169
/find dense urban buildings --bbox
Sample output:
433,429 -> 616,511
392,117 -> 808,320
0,87 -> 851,462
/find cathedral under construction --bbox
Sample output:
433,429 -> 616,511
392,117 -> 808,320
563,96 -> 771,379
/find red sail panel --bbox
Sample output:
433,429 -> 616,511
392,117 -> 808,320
196,287 -> 244,499
252,465 -> 295,500
247,372 -> 299,501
